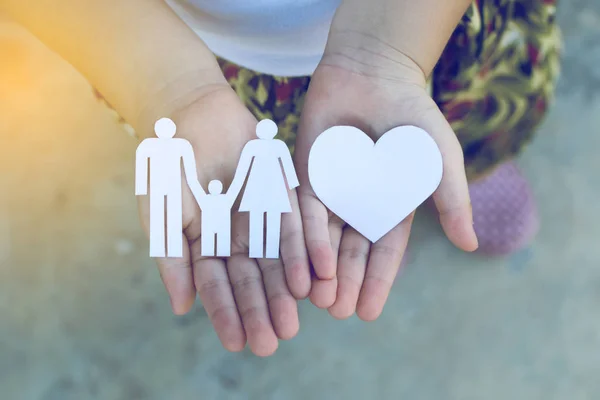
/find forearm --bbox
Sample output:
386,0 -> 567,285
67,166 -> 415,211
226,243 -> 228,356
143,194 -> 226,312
326,0 -> 472,78
0,0 -> 226,135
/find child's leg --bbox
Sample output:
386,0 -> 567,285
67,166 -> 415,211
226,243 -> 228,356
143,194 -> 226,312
433,0 -> 561,255
216,228 -> 231,257
201,229 -> 216,257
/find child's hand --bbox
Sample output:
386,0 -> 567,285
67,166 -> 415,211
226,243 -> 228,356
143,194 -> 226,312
138,88 -> 310,356
188,178 -> 206,206
294,54 -> 478,320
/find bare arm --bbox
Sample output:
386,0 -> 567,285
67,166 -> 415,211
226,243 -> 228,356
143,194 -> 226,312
324,0 -> 472,78
135,140 -> 150,195
0,0 -> 227,135
278,141 -> 299,190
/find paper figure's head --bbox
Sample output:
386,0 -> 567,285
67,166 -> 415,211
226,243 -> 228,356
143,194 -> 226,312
155,117 -> 177,139
208,180 -> 223,195
256,119 -> 278,140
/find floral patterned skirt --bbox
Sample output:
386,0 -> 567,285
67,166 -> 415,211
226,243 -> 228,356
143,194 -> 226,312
216,0 -> 561,180
95,0 -> 560,180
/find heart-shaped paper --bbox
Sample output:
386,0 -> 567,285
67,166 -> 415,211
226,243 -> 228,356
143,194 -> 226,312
308,126 -> 443,243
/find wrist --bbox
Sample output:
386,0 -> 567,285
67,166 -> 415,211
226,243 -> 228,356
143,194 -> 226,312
329,0 -> 471,77
135,67 -> 231,138
138,82 -> 257,173
320,31 -> 427,88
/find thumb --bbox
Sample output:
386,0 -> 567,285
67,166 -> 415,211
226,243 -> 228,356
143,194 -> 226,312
416,97 -> 479,252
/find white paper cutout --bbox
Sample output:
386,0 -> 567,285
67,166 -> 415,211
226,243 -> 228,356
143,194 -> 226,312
308,125 -> 443,243
135,118 -> 204,258
195,177 -> 244,257
235,119 -> 300,258
135,118 -> 299,259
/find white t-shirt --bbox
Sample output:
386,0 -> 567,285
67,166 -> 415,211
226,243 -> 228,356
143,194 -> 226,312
166,0 -> 341,77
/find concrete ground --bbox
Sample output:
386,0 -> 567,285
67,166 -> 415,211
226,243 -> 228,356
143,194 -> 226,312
1,3 -> 599,399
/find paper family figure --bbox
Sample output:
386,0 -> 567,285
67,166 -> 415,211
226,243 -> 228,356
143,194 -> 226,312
193,179 -> 241,258
135,118 -> 299,259
235,119 -> 300,258
135,118 -> 204,257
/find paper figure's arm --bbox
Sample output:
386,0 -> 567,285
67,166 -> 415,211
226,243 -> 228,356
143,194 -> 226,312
135,140 -> 150,195
181,141 -> 206,204
278,141 -> 300,189
0,0 -> 228,136
225,145 -> 254,205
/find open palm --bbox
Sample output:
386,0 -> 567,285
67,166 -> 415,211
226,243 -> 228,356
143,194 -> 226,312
138,88 -> 311,356
295,61 -> 479,320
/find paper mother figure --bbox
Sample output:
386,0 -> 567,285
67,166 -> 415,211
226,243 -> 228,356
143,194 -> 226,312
234,119 -> 299,259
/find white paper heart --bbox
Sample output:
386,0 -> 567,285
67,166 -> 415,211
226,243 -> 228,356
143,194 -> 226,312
308,125 -> 443,243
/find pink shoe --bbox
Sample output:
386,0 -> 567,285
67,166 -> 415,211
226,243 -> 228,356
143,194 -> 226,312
469,162 -> 539,256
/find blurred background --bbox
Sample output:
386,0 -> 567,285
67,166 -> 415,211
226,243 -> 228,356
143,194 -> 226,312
1,2 -> 599,399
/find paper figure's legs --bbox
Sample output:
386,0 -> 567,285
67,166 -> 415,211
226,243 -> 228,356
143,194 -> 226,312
149,193 -> 166,258
201,230 -> 216,257
265,212 -> 282,259
166,191 -> 183,258
216,228 -> 231,257
249,212 -> 265,259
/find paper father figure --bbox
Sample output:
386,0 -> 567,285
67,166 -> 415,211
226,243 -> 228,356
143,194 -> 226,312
135,118 -> 204,258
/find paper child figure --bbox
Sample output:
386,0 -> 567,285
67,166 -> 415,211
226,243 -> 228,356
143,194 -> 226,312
135,118 -> 203,258
235,119 -> 299,259
192,179 -> 243,257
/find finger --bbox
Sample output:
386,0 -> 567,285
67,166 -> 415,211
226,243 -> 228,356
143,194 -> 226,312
328,214 -> 345,262
356,214 -> 413,321
155,234 -> 196,315
294,104 -> 338,282
308,216 -> 343,309
433,148 -> 479,252
228,254 -> 279,357
298,188 -> 337,280
137,196 -> 196,315
191,245 -> 246,352
280,192 -> 311,299
309,277 -> 338,309
415,98 -> 478,252
328,228 -> 370,319
257,258 -> 300,340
